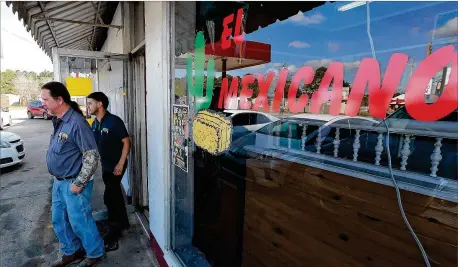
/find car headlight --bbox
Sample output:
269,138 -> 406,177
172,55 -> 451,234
0,141 -> 11,148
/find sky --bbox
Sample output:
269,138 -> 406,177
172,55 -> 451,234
1,3 -> 53,73
3,0 -> 452,84
225,1 -> 458,89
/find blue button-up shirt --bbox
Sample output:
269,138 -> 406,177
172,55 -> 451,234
46,108 -> 98,178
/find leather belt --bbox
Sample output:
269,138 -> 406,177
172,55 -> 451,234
54,175 -> 77,181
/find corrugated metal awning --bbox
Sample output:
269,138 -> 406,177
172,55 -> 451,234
5,1 -> 120,58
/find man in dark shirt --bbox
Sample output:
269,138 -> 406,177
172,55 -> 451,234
87,92 -> 130,249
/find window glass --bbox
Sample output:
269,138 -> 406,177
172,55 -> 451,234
250,114 -> 271,124
171,2 -> 458,267
232,113 -> 251,126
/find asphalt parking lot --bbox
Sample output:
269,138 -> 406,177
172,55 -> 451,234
0,108 -> 158,267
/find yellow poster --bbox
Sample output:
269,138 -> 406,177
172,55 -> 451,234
66,77 -> 93,96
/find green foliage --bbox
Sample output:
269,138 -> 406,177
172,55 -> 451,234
284,66 -> 351,98
0,69 -> 18,94
1,70 -> 54,104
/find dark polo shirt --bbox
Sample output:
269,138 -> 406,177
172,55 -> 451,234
92,112 -> 129,173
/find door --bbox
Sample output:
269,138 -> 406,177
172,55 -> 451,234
129,53 -> 149,209
30,101 -> 39,116
52,47 -> 132,192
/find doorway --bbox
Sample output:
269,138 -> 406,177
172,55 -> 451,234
52,47 -> 132,197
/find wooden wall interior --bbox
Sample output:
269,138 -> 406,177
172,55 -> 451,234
242,158 -> 458,267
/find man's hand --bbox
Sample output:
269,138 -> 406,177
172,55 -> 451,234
70,183 -> 83,194
113,162 -> 124,176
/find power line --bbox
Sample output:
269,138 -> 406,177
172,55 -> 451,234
1,28 -> 36,45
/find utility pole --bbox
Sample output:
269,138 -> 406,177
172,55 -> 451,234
426,42 -> 432,56
424,42 -> 434,102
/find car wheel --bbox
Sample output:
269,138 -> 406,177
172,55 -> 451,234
27,111 -> 34,119
43,112 -> 49,120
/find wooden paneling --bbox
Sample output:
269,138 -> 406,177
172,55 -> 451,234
241,158 -> 458,267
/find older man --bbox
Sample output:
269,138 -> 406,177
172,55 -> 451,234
41,82 -> 105,267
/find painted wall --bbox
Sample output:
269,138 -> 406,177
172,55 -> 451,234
101,4 -> 123,54
0,94 -> 20,106
145,2 -> 175,264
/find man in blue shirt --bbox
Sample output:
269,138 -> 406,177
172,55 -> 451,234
41,82 -> 105,267
87,92 -> 131,250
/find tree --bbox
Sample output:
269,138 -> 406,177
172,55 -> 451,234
0,70 -> 18,94
285,66 -> 351,98
39,70 -> 53,78
13,72 -> 41,104
38,70 -> 53,87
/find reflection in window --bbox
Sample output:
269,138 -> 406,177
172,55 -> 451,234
172,2 -> 458,267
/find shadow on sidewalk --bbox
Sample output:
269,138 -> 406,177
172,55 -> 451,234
54,168 -> 160,267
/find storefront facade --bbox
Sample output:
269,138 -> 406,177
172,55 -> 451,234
163,1 -> 458,267
10,1 -> 458,267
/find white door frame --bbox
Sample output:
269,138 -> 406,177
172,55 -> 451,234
52,47 -> 129,82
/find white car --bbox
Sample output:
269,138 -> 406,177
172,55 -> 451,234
223,110 -> 279,141
0,131 -> 25,168
1,106 -> 12,129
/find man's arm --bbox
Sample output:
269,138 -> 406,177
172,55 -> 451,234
114,137 -> 130,175
113,117 -> 130,176
71,117 -> 100,191
73,149 -> 99,188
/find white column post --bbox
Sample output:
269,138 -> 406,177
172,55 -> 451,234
316,129 -> 323,154
301,124 -> 307,151
400,135 -> 412,171
145,0 -> 172,254
430,137 -> 443,177
375,132 -> 384,166
352,130 -> 361,162
333,128 -> 340,157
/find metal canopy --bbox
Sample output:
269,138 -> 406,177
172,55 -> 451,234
5,1 -> 120,58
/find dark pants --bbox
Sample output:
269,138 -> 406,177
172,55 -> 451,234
102,171 -> 130,243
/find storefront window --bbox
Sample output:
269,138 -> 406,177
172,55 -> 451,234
172,1 -> 458,267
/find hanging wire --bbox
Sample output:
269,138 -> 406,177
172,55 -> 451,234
366,2 -> 432,266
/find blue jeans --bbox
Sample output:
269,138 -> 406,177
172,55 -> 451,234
52,179 -> 105,258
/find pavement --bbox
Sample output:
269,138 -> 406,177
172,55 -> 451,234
0,108 -> 159,267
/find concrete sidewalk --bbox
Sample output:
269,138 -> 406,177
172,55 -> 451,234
0,118 -> 159,267
87,167 -> 160,267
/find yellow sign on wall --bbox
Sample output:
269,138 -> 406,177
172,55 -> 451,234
66,77 -> 93,96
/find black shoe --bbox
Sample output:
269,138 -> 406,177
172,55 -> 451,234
76,253 -> 107,267
50,248 -> 85,267
121,223 -> 130,231
104,240 -> 119,252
